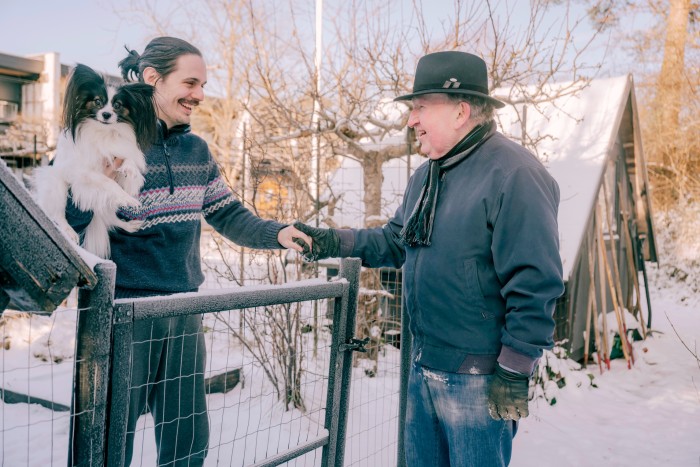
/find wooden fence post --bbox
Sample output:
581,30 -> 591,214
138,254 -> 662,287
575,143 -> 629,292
68,262 -> 116,466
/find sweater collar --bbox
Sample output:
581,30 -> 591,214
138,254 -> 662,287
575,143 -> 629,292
157,120 -> 191,141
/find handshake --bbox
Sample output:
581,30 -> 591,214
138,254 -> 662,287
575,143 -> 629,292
292,221 -> 341,262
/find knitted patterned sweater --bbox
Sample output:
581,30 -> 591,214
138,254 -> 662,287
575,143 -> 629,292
68,122 -> 286,296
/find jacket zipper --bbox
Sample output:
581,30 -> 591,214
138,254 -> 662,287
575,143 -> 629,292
163,141 -> 174,195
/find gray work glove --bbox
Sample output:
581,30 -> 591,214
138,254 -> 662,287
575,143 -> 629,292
487,365 -> 530,421
292,221 -> 341,262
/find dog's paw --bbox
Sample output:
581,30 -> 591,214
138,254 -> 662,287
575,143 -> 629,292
114,192 -> 142,209
116,159 -> 145,194
62,225 -> 80,244
120,219 -> 144,233
116,168 -> 145,197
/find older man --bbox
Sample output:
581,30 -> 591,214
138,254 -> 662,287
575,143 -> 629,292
294,51 -> 564,466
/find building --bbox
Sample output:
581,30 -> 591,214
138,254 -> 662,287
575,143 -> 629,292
0,51 -> 66,178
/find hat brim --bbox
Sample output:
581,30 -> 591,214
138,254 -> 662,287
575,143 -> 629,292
394,88 -> 505,109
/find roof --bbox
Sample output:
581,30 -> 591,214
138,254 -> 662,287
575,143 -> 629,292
0,52 -> 43,81
497,75 -> 634,277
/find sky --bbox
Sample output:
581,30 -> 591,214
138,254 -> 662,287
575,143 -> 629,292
1,0 -> 152,76
1,0 -> 623,81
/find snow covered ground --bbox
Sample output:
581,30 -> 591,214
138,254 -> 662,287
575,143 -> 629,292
514,292 -> 699,466
515,207 -> 700,467
1,209 -> 698,466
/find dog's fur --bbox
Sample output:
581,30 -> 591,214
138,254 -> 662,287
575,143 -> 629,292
33,64 -> 157,258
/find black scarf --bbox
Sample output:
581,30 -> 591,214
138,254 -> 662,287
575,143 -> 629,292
400,120 -> 496,247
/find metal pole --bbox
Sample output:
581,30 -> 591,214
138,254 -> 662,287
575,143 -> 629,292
240,124 -> 247,335
68,262 -> 116,467
397,271 -> 411,467
311,0 -> 323,359
322,258 -> 360,467
311,0 -> 323,225
240,123 -> 246,286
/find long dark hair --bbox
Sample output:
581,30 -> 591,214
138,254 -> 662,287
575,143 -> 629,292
118,37 -> 202,83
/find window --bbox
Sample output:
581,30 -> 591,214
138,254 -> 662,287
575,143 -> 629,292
0,100 -> 19,123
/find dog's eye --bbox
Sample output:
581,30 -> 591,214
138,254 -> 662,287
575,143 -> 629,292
94,97 -> 103,107
113,101 -> 122,111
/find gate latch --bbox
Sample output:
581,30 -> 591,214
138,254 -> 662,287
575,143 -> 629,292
339,337 -> 370,353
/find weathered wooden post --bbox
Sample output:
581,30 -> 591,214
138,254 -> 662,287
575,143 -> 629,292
0,161 -> 96,312
68,262 -> 116,466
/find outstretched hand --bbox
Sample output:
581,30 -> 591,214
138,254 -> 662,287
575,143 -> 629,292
292,221 -> 341,262
278,225 -> 313,253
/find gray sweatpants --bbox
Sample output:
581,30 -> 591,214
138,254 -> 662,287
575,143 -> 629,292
124,314 -> 209,466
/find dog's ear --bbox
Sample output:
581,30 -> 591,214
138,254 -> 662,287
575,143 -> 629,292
119,83 -> 158,151
71,64 -> 103,82
63,64 -> 107,140
124,82 -> 155,99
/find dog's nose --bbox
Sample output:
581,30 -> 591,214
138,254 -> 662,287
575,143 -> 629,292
102,111 -> 112,120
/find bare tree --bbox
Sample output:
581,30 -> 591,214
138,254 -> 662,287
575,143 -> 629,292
654,0 -> 693,129
115,0 -> 610,386
461,0 -> 602,155
586,0 -> 700,208
115,0 -> 319,408
238,0 -> 607,374
118,0 -> 606,223
645,0 -> 700,209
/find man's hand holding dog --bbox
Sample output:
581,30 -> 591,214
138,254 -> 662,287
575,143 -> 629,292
104,157 -> 124,179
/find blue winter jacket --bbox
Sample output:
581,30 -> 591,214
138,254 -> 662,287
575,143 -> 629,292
336,130 -> 564,375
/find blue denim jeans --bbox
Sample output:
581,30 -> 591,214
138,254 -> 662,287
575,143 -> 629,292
404,360 -> 517,467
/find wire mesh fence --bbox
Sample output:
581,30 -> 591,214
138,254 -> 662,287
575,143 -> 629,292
0,256 -> 406,467
0,308 -> 76,466
65,259 -> 377,467
0,152 -> 424,467
1,147 -> 415,466
197,241 -> 407,466
127,306 -> 335,466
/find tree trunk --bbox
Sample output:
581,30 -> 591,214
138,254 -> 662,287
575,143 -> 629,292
362,151 -> 385,228
653,0 -> 691,145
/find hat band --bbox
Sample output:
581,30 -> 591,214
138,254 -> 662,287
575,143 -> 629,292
414,82 -> 489,96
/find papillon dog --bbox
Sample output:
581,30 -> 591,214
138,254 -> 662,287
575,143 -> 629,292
33,64 -> 157,258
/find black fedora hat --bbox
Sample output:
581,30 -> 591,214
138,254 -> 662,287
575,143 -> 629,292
395,51 -> 505,108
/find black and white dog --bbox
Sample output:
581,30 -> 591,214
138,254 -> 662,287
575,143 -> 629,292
34,64 -> 157,258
